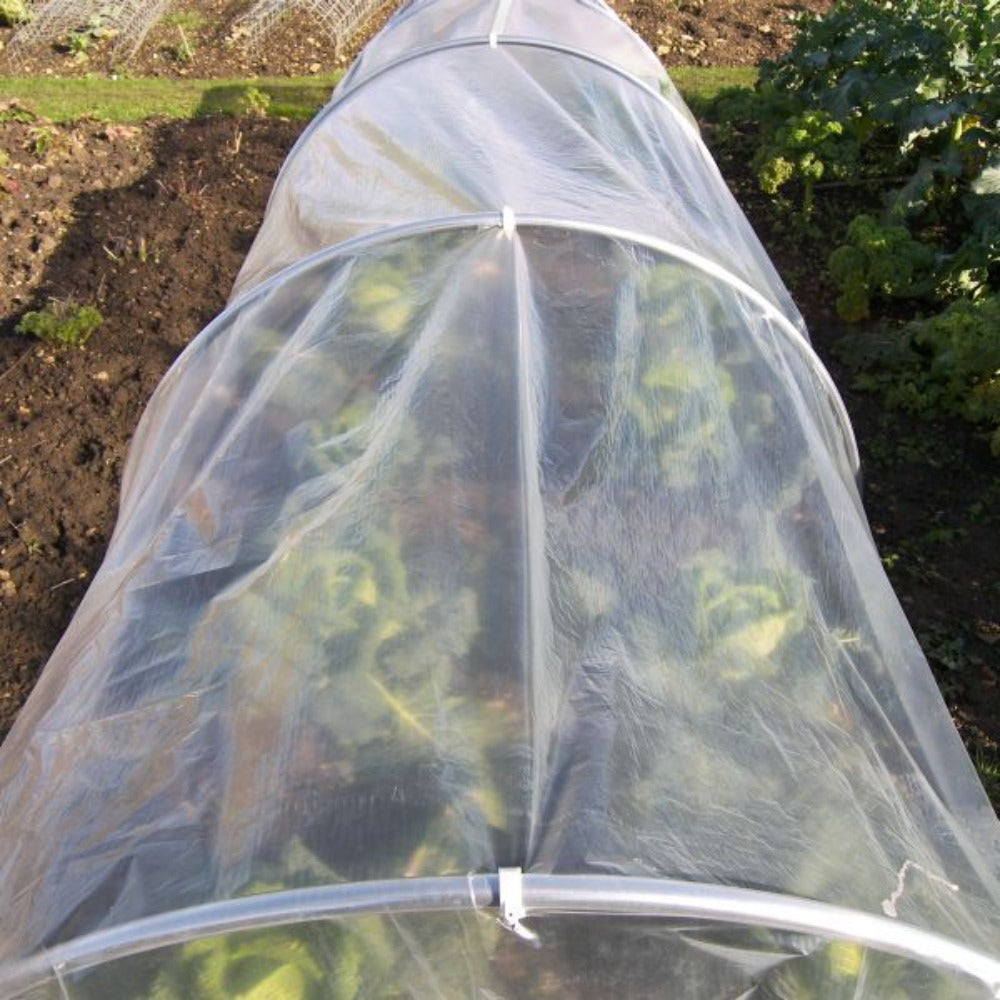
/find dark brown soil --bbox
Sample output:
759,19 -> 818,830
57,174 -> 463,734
1,0 -> 998,804
0,112 -> 302,728
615,0 -> 834,66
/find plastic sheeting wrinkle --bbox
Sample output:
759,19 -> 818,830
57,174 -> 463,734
466,871 -> 481,911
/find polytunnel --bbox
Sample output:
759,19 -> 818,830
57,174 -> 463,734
1,0 -> 999,996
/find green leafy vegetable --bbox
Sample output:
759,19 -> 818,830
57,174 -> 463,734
827,215 -> 937,321
753,109 -> 858,217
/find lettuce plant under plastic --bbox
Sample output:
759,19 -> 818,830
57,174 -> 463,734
0,1 -> 997,997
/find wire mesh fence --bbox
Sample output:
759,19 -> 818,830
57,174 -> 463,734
8,0 -> 392,61
233,0 -> 390,56
9,0 -> 173,59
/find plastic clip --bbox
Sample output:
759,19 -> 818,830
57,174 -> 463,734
501,205 -> 516,240
489,0 -> 512,48
498,867 -> 538,943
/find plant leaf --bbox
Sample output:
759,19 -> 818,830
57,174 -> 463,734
972,160 -> 1000,197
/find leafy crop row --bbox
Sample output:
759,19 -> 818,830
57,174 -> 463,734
44,222 -> 977,995
83,221 -> 988,995
725,0 -> 1000,452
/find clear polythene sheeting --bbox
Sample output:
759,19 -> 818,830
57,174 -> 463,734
338,0 -> 674,94
228,38 -> 775,312
0,226 -> 998,994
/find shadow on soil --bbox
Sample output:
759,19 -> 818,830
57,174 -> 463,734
0,112 -> 303,738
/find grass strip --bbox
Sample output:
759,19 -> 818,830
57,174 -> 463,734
0,73 -> 343,122
669,65 -> 756,103
0,65 -> 756,123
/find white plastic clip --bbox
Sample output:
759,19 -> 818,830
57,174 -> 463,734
501,205 -> 516,240
53,961 -> 70,1000
498,867 -> 538,942
488,0 -> 512,48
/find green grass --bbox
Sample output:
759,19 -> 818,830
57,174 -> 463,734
0,73 -> 344,122
160,10 -> 207,31
0,66 -> 756,123
670,65 -> 756,103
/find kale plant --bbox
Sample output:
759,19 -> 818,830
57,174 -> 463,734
758,0 -> 999,316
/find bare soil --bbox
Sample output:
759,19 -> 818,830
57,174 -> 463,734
0,112 -> 300,730
1,0 -> 997,802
